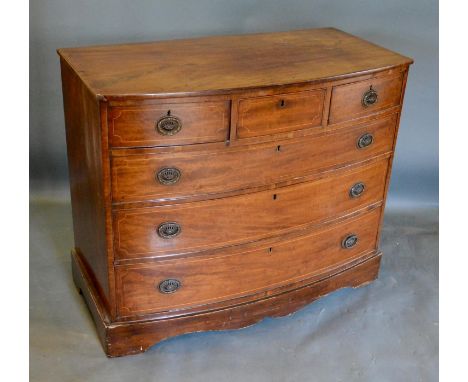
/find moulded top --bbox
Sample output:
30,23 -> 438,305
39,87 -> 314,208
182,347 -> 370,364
57,28 -> 413,98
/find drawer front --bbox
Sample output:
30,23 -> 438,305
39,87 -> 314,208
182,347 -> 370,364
116,208 -> 381,316
109,100 -> 230,147
113,159 -> 389,260
328,73 -> 404,124
237,89 -> 325,138
111,115 -> 397,203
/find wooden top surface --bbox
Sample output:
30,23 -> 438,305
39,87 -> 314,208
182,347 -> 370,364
58,28 -> 412,98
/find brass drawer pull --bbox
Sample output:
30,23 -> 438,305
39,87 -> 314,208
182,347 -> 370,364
157,167 -> 181,185
158,279 -> 181,294
357,133 -> 374,149
349,182 -> 365,198
157,222 -> 181,238
362,86 -> 378,107
156,115 -> 182,136
342,234 -> 358,249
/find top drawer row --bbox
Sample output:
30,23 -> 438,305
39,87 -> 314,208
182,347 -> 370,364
108,72 -> 404,148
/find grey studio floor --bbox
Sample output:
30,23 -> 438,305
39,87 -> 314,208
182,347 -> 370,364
30,197 -> 438,382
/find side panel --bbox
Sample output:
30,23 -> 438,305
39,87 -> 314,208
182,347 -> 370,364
60,59 -> 112,311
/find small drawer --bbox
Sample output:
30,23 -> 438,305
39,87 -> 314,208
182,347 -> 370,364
328,73 -> 404,124
109,100 -> 230,147
115,208 -> 381,317
111,115 -> 397,203
236,89 -> 325,138
112,159 -> 389,260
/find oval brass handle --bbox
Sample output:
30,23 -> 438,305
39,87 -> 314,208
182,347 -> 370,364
349,182 -> 365,198
157,222 -> 181,239
362,87 -> 378,107
158,279 -> 181,294
156,115 -> 182,136
357,133 -> 374,149
342,234 -> 358,249
157,167 -> 181,185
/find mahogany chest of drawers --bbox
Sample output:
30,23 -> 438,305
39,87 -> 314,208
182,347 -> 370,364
58,28 -> 412,357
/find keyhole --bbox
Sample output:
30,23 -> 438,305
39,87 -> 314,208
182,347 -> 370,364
273,194 -> 277,200
276,145 -> 281,152
279,99 -> 286,107
167,110 -> 171,116
268,247 -> 273,253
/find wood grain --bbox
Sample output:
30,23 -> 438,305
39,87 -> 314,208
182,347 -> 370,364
57,28 -> 412,97
111,114 -> 397,203
60,59 -> 112,310
113,159 -> 389,260
116,208 -> 381,316
72,247 -> 382,357
59,28 -> 412,357
329,72 -> 404,124
109,100 -> 230,147
237,89 -> 325,138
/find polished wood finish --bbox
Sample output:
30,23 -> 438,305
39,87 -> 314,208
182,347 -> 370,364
57,28 -> 411,96
237,89 -> 325,138
329,71 -> 404,124
73,247 -> 382,357
111,115 -> 397,203
116,208 -> 381,317
58,28 -> 412,357
113,159 -> 388,260
60,60 -> 113,311
109,100 -> 230,147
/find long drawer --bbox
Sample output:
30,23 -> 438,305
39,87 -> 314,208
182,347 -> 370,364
111,114 -> 397,203
113,158 -> 389,260
116,207 -> 381,317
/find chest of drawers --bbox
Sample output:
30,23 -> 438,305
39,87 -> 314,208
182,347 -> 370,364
58,28 -> 412,357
